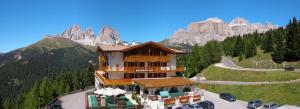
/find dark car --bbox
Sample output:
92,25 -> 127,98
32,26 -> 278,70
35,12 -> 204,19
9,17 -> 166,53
176,104 -> 191,109
247,100 -> 263,109
187,104 -> 203,109
263,102 -> 279,109
285,66 -> 295,71
197,101 -> 214,109
219,93 -> 236,102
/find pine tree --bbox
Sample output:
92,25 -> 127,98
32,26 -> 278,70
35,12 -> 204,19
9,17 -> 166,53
186,45 -> 202,77
1,97 -> 10,109
253,31 -> 261,46
262,30 -> 274,52
205,40 -> 222,63
285,17 -> 298,61
13,94 -> 23,109
233,36 -> 245,57
245,39 -> 257,58
296,18 -> 300,59
23,81 -> 39,109
73,71 -> 80,90
39,77 -> 49,107
50,79 -> 59,98
272,28 -> 286,63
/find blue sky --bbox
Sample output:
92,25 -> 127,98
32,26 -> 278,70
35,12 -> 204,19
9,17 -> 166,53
0,0 -> 299,52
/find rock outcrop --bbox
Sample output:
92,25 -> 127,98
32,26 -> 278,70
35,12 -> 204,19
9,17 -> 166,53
59,25 -> 121,46
95,26 -> 121,45
163,17 -> 278,46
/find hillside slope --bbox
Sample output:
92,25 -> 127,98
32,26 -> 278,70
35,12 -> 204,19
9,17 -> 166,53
230,48 -> 300,69
0,37 -> 98,98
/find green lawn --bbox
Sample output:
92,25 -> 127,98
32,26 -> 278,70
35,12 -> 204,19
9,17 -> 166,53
202,65 -> 300,82
231,48 -> 300,69
203,83 -> 300,105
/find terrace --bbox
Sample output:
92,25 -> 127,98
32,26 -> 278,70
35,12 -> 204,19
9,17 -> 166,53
85,91 -> 143,109
99,66 -> 186,73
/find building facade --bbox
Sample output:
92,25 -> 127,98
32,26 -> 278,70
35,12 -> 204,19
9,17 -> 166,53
95,41 -> 195,95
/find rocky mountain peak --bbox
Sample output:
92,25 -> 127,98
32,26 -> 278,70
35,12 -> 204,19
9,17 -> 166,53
202,17 -> 224,23
70,25 -> 81,33
163,17 -> 278,46
229,17 -> 249,26
95,26 -> 121,45
85,27 -> 94,38
58,25 -> 121,46
265,21 -> 277,29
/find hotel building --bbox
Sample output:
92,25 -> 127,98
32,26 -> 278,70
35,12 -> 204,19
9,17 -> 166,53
95,41 -> 196,96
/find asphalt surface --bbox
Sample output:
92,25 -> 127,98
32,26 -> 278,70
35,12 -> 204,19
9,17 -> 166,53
189,57 -> 300,85
202,90 -> 263,109
196,78 -> 300,85
216,58 -> 283,72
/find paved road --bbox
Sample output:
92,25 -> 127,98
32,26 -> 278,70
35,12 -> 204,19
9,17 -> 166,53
218,57 -> 300,73
215,58 -> 283,72
196,79 -> 300,85
190,57 -> 300,85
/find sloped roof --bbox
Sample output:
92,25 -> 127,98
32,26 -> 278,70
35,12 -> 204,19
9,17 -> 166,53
97,41 -> 186,54
97,44 -> 130,52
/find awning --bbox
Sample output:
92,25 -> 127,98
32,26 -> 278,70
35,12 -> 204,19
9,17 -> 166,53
160,91 -> 169,98
133,77 -> 196,88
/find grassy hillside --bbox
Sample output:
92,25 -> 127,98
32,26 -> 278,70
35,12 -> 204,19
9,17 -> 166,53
202,65 -> 300,82
0,37 -> 98,98
231,48 -> 300,69
204,82 -> 300,105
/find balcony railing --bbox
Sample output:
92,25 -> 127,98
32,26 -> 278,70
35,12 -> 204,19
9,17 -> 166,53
99,55 -> 108,62
99,66 -> 186,73
124,55 -> 171,62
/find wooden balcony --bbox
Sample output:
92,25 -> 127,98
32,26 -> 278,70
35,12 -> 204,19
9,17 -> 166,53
95,71 -> 133,86
99,55 -> 107,62
124,55 -> 171,62
99,66 -> 185,73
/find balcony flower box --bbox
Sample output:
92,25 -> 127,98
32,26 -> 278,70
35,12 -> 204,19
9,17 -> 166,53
164,98 -> 175,105
179,96 -> 189,104
193,94 -> 201,102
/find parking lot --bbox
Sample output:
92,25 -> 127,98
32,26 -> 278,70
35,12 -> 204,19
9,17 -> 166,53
202,90 -> 263,109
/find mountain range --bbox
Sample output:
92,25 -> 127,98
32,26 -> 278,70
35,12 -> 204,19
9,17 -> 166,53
161,17 -> 278,46
0,17 -> 279,98
58,25 -> 121,46
0,37 -> 98,98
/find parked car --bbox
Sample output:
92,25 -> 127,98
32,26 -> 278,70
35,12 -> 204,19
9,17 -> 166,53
247,100 -> 263,109
187,104 -> 203,109
176,104 -> 191,109
219,92 -> 236,102
197,101 -> 214,109
285,66 -> 295,71
263,102 -> 279,109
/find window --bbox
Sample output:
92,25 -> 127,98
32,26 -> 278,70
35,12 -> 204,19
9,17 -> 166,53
161,62 -> 167,67
148,73 -> 166,78
135,73 -> 145,78
124,73 -> 134,79
138,62 -> 145,67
